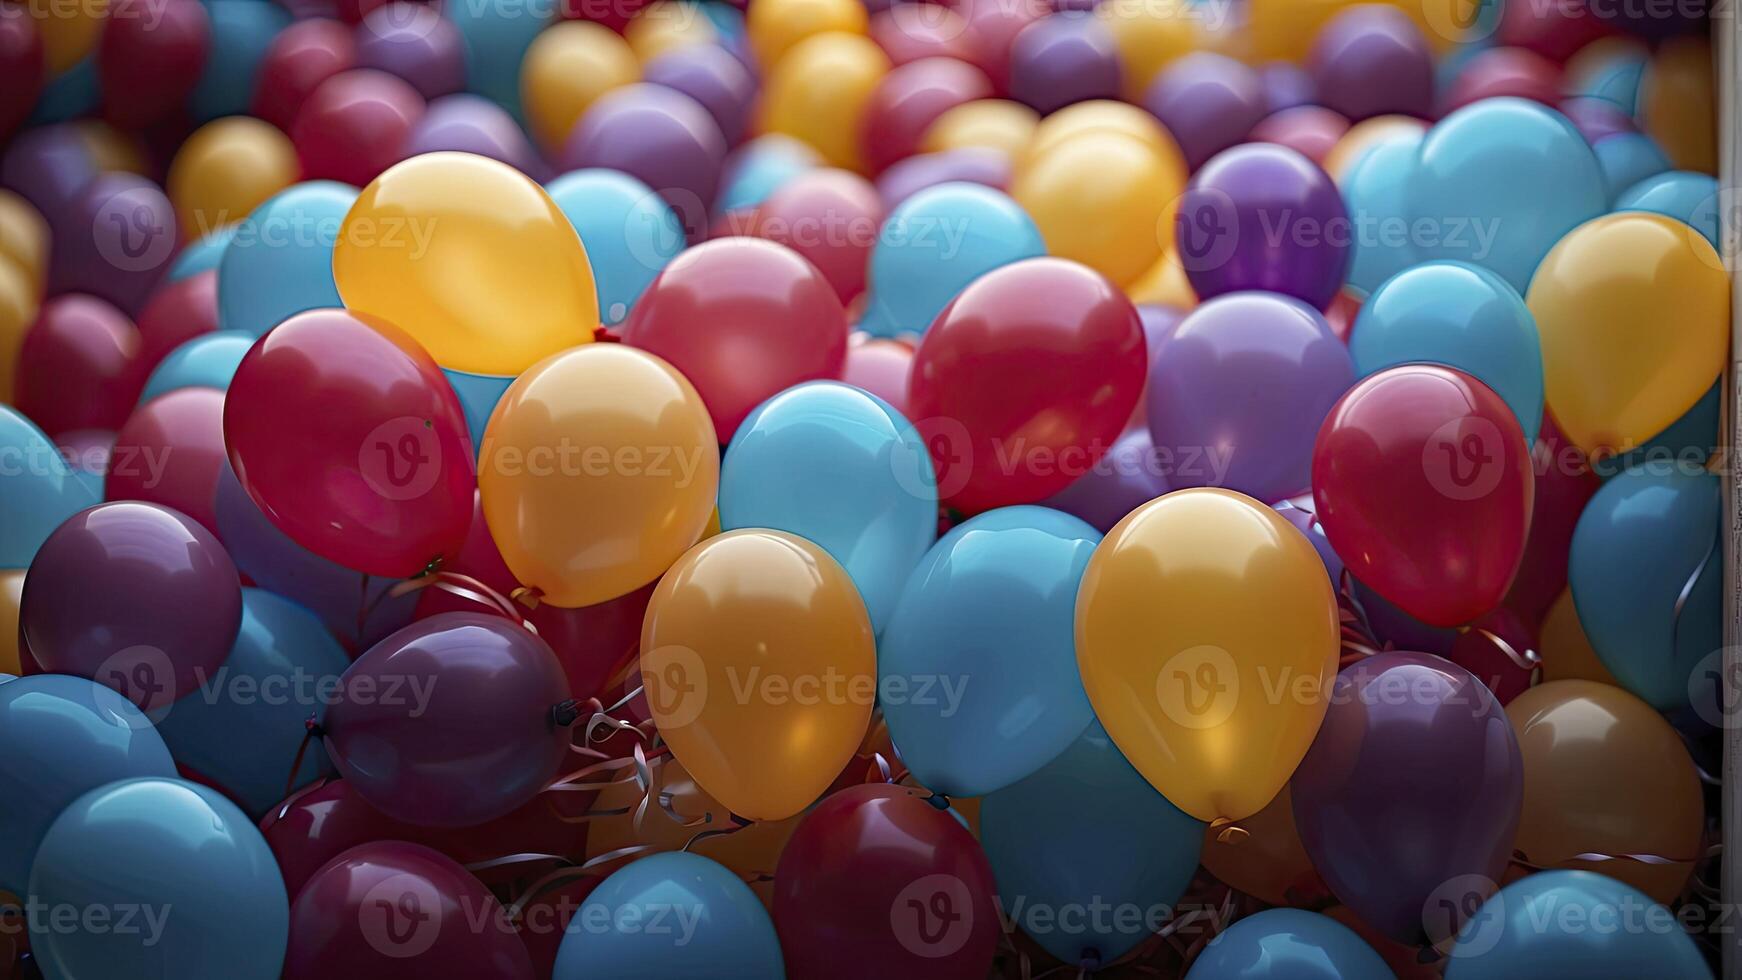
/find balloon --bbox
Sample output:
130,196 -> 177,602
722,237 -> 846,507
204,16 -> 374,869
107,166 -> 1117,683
354,3 -> 465,100
1538,589 -> 1618,685
1042,427 -> 1171,533
1350,261 -> 1544,444
251,16 -> 358,131
869,5 -> 973,67
224,309 -> 474,578
981,721 -> 1203,965
1322,114 -> 1426,182
190,0 -> 291,121
0,15 -> 44,140
716,133 -> 820,214
96,0 -> 209,128
1445,606 -> 1539,705
558,83 -> 727,239
521,21 -> 641,152
444,367 -> 513,461
480,344 -> 718,607
166,117 -> 298,241
137,330 -> 253,404
404,93 -> 551,180
1014,129 -> 1181,288
1185,909 -> 1393,980
106,386 -> 227,534
840,336 -> 913,414
909,257 -> 1146,512
1615,170 -> 1720,250
0,123 -> 103,226
1008,11 -> 1121,115
860,57 -> 992,176
1341,130 -> 1423,294
1247,105 -> 1351,165
13,294 -> 144,437
1639,36 -> 1715,174
921,98 -> 1036,158
1498,413 -> 1598,627
1563,96 -> 1638,143
446,0 -> 548,114
546,169 -> 685,324
284,841 -> 534,979
1200,783 -> 1322,908
291,68 -> 424,187
775,783 -> 998,978
1527,211 -> 1727,457
1443,47 -> 1564,113
1095,0 -> 1198,98
51,172 -> 179,317
761,31 -> 891,172
216,181 -> 355,339
334,151 -> 599,376
169,228 -> 234,280
0,188 -> 49,295
643,42 -> 758,146
29,777 -> 288,978
747,0 -> 866,67
1076,488 -> 1339,822
1258,61 -> 1317,114
0,571 -> 21,675
1312,365 -> 1534,627
1595,132 -> 1670,203
0,675 -> 175,892
1142,53 -> 1267,172
0,406 -> 98,568
1307,6 -> 1434,122
0,260 -> 29,406
752,168 -> 884,304
1147,292 -> 1354,503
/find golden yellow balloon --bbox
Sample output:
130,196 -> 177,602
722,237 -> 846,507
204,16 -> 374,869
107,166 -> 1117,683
1015,130 -> 1183,287
334,152 -> 598,375
0,569 -> 23,676
166,117 -> 299,238
1096,0 -> 1199,99
480,344 -> 719,607
748,0 -> 867,70
1075,488 -> 1340,823
625,0 -> 718,64
521,21 -> 641,153
1245,0 -> 1461,63
1021,99 -> 1184,176
0,190 -> 49,298
0,258 -> 33,408
641,529 -> 876,821
761,32 -> 890,172
1527,211 -> 1729,457
921,99 -> 1038,159
1538,588 -> 1618,686
1640,36 -> 1716,174
1127,248 -> 1198,308
1323,114 -> 1427,184
27,0 -> 107,74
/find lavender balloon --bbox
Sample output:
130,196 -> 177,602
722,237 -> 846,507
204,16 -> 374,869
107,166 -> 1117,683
1144,53 -> 1267,171
1146,292 -> 1353,503
1307,6 -> 1434,121
355,3 -> 466,100
1008,12 -> 1121,115
643,43 -> 758,146
875,148 -> 1010,210
1042,428 -> 1171,533
0,124 -> 101,225
559,83 -> 727,240
1292,653 -> 1523,946
405,94 -> 550,182
1259,61 -> 1318,114
1175,143 -> 1351,310
1274,496 -> 1344,587
52,173 -> 179,316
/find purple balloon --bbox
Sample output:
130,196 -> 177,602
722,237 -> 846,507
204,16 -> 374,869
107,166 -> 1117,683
52,173 -> 179,316
405,94 -> 550,182
1292,653 -> 1523,945
0,124 -> 101,226
1146,292 -> 1352,504
643,43 -> 757,146
875,148 -> 1010,210
1175,143 -> 1351,310
1274,496 -> 1343,587
354,3 -> 466,101
1007,12 -> 1121,115
1143,53 -> 1267,171
1042,427 -> 1170,533
559,83 -> 727,241
1258,61 -> 1317,114
323,612 -> 572,828
1307,6 -> 1434,122
1561,96 -> 1638,144
20,501 -> 242,713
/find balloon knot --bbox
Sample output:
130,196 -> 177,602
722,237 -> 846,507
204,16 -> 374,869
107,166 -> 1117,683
925,792 -> 951,811
550,699 -> 581,728
593,325 -> 623,343
419,555 -> 445,578
511,586 -> 543,610
1210,817 -> 1248,845
304,717 -> 327,739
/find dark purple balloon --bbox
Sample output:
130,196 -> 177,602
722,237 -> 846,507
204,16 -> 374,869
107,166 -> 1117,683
52,173 -> 179,316
1143,53 -> 1267,172
1307,5 -> 1434,122
20,501 -> 242,713
1041,427 -> 1169,533
643,42 -> 757,146
323,612 -> 573,828
405,94 -> 550,182
1274,496 -> 1343,586
1292,653 -> 1523,945
559,82 -> 727,240
1007,11 -> 1121,115
874,147 -> 1010,210
1175,143 -> 1350,310
354,2 -> 465,101
0,123 -> 100,226
1258,61 -> 1317,114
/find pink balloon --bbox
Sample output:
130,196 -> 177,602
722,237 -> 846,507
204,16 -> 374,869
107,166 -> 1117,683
840,337 -> 914,418
107,387 -> 228,536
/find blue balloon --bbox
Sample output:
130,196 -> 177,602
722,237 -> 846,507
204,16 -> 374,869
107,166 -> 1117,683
450,0 -> 549,117
552,851 -> 784,979
1408,98 -> 1605,293
716,135 -> 817,214
137,331 -> 255,405
189,0 -> 290,122
1349,260 -> 1544,443
169,225 -> 235,281
1185,908 -> 1393,980
444,368 -> 514,459
27,777 -> 289,980
547,169 -> 685,324
0,674 -> 176,892
1341,132 -> 1420,295
28,59 -> 99,126
0,406 -> 99,568
881,506 -> 1099,797
218,181 -> 357,337
861,182 -> 1046,337
1614,170 -> 1720,250
1568,49 -> 1646,115
1594,133 -> 1670,204
1569,466 -> 1719,712
154,589 -> 350,818
721,382 -> 936,634
1594,381 -> 1719,481
981,721 -> 1203,966
1445,871 -> 1710,979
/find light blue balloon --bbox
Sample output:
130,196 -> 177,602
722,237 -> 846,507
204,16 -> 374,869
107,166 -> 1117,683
1446,871 -> 1711,979
721,382 -> 936,634
189,0 -> 290,122
981,721 -> 1203,966
552,851 -> 784,979
1569,466 -> 1719,712
881,506 -> 1099,797
169,226 -> 236,281
861,182 -> 1045,337
0,675 -> 176,892
547,169 -> 685,324
28,59 -> 98,125
0,406 -> 99,568
1408,98 -> 1606,293
1569,49 -> 1646,115
1185,908 -> 1393,980
154,589 -> 350,818
1341,133 -> 1421,296
137,331 -> 255,405
450,0 -> 549,117
1593,381 -> 1719,481
1614,170 -> 1720,250
217,181 -> 357,338
716,135 -> 817,214
444,368 -> 514,460
1594,133 -> 1670,204
28,777 -> 289,980
1350,261 -> 1543,444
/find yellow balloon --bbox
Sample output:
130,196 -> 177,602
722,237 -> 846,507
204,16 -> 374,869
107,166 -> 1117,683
1126,247 -> 1198,308
0,189 -> 49,298
1075,488 -> 1340,823
334,152 -> 599,375
1538,588 -> 1619,686
28,0 -> 106,74
748,0 -> 867,70
0,569 -> 23,676
1014,130 -> 1183,287
1640,36 -> 1716,174
166,117 -> 299,239
1096,0 -> 1199,99
921,99 -> 1038,159
1527,211 -> 1728,456
480,344 -> 719,607
1245,0 -> 1461,64
71,120 -> 147,176
0,257 -> 33,408
641,528 -> 876,821
521,21 -> 640,154
625,0 -> 718,64
1021,99 -> 1183,175
760,32 -> 890,172
1323,114 -> 1427,184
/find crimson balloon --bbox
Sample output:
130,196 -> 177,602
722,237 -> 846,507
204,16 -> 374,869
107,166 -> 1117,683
753,169 -> 885,305
13,295 -> 144,437
858,57 -> 993,175
291,68 -> 424,187
107,387 -> 227,535
98,0 -> 211,128
253,17 -> 359,131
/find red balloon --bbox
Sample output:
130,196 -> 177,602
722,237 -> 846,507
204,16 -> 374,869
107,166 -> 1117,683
1312,365 -> 1534,628
841,337 -> 914,418
774,784 -> 1000,980
869,7 -> 976,67
907,257 -> 1146,513
859,57 -> 993,175
1503,412 -> 1599,628
1496,0 -> 1616,64
292,68 -> 425,188
519,876 -> 603,980
1248,105 -> 1351,165
0,13 -> 44,141
98,0 -> 211,129
223,308 -> 474,578
951,0 -> 1040,97
624,238 -> 849,441
107,387 -> 227,535
1443,47 -> 1564,114
754,169 -> 885,305
558,0 -> 652,30
14,295 -> 145,437
252,17 -> 359,132
134,269 -> 220,372
1324,288 -> 1361,345
1446,605 -> 1539,704
283,841 -> 535,980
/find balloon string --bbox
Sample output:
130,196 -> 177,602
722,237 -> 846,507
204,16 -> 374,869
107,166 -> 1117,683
495,846 -> 662,925
1511,847 -> 1699,870
1671,536 -> 1716,649
1464,627 -> 1541,673
355,572 -> 371,648
267,774 -> 334,827
680,814 -> 753,852
872,751 -> 894,784
283,715 -> 328,800
380,571 -> 539,636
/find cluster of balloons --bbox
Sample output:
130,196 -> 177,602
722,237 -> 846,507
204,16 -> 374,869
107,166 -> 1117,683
0,0 -> 1729,976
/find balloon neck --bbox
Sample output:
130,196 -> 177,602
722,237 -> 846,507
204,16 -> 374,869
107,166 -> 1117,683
593,325 -> 622,344
511,586 -> 543,611
1210,817 -> 1247,845
549,699 -> 581,728
419,555 -> 446,578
